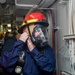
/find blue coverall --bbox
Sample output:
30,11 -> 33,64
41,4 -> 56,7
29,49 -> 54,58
0,40 -> 56,75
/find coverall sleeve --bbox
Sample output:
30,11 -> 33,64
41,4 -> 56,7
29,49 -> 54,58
0,40 -> 25,72
30,45 -> 56,73
2,38 -> 16,54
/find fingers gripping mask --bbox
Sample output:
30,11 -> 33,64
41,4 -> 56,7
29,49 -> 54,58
31,25 -> 47,47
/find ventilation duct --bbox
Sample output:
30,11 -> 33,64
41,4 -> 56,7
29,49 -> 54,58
15,0 -> 56,9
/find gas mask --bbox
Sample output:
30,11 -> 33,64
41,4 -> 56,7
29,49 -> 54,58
30,24 -> 48,47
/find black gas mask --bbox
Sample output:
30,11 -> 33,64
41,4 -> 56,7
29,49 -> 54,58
28,24 -> 48,47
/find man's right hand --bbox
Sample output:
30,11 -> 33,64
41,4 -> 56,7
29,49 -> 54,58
19,32 -> 29,42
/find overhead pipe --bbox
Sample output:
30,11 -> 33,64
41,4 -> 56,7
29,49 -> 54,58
15,0 -> 45,8
15,0 -> 48,16
25,0 -> 47,16
15,0 -> 34,7
38,0 -> 45,7
38,8 -> 54,10
15,0 -> 54,15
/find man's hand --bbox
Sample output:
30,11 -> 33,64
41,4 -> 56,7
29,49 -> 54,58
27,38 -> 35,51
19,32 -> 29,42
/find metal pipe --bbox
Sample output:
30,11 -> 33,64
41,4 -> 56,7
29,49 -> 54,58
38,8 -> 54,10
15,0 -> 54,11
38,0 -> 45,7
15,0 -> 34,7
15,0 -> 45,8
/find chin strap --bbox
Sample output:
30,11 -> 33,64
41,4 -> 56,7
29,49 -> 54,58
27,25 -> 32,37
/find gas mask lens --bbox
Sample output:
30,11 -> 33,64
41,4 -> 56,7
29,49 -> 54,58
31,25 -> 47,47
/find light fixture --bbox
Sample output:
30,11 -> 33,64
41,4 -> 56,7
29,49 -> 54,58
7,29 -> 11,32
7,24 -> 11,27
